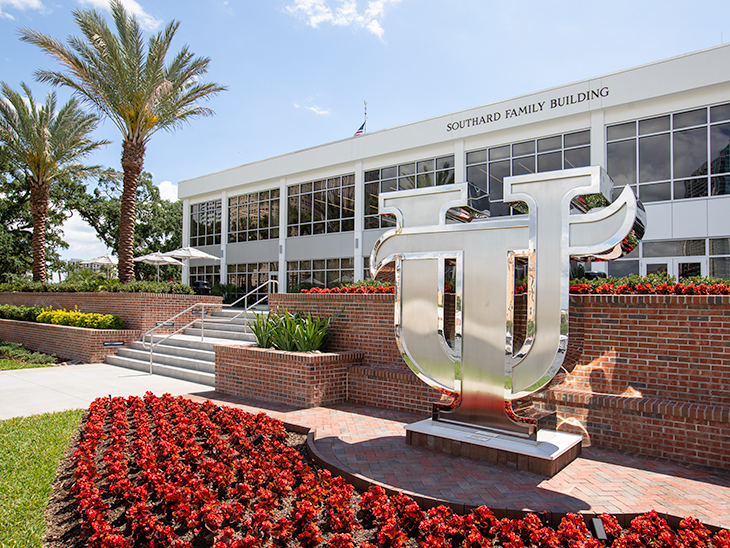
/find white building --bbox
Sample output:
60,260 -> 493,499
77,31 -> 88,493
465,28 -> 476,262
179,44 -> 730,295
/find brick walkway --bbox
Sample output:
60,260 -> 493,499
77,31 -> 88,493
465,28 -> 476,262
187,391 -> 730,530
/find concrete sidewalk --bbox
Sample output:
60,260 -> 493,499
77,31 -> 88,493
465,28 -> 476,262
0,363 -> 212,420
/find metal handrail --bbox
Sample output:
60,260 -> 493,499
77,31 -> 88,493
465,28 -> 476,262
142,279 -> 279,375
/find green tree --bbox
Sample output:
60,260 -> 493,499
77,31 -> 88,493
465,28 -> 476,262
0,83 -> 106,282
69,169 -> 182,281
21,1 -> 225,283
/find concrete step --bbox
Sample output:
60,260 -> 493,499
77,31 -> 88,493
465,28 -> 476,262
105,355 -> 216,386
193,321 -> 254,335
114,347 -> 215,374
183,327 -> 257,343
129,340 -> 215,362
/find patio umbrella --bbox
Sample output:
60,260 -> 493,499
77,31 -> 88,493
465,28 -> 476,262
80,254 -> 118,277
133,252 -> 183,281
162,247 -> 221,261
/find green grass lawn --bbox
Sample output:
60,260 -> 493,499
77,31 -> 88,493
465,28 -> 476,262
0,409 -> 83,548
0,358 -> 54,371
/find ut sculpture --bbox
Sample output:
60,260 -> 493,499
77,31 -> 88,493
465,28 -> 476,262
370,166 -> 645,474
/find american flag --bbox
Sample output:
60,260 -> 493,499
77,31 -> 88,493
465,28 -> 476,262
354,121 -> 366,136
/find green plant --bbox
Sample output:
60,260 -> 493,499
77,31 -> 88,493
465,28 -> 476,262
0,341 -> 57,365
249,311 -> 276,349
0,304 -> 44,322
0,279 -> 194,294
253,310 -> 331,352
211,283 -> 239,303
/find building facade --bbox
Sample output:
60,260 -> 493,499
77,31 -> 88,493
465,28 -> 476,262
179,44 -> 730,294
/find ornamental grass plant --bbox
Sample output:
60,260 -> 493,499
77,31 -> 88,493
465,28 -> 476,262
251,310 -> 331,352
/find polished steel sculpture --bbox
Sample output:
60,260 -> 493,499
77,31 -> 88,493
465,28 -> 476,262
371,166 -> 645,438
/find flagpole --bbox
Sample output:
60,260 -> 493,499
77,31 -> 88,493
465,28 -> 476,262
364,100 -> 367,133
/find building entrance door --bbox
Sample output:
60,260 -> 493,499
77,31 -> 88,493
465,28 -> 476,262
642,258 -> 707,278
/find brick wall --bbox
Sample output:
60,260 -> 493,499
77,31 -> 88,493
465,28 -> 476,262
0,319 -> 142,363
269,293 -> 442,414
0,292 -> 222,332
215,345 -> 363,407
271,292 -> 730,469
532,294 -> 730,469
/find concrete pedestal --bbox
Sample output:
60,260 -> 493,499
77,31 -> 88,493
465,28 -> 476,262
405,419 -> 582,477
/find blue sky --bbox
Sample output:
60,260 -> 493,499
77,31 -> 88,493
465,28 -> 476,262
1,0 -> 729,262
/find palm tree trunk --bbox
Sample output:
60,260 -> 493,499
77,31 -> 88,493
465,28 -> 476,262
119,140 -> 146,283
29,177 -> 49,282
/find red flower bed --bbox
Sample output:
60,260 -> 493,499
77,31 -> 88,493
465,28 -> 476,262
300,286 -> 395,294
569,283 -> 730,295
70,394 -> 730,547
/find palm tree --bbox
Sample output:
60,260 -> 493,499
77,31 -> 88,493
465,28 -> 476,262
0,82 -> 107,282
20,1 -> 226,283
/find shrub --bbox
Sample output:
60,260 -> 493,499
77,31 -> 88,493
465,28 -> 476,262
0,279 -> 194,295
0,304 -> 44,322
299,280 -> 395,294
569,272 -> 730,295
35,307 -> 123,329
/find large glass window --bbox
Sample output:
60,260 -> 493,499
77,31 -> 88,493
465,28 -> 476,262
606,102 -> 730,202
466,130 -> 590,217
287,257 -> 354,291
364,155 -> 454,229
228,190 -> 280,243
190,200 -> 222,247
287,175 -> 354,236
227,262 -> 278,306
189,264 -> 220,286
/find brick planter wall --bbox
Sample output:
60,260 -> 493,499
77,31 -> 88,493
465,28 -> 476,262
0,319 -> 142,363
0,292 -> 222,332
532,294 -> 730,470
215,345 -> 364,407
272,292 -> 730,469
269,293 -> 442,414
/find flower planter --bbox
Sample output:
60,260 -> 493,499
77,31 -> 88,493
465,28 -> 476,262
215,345 -> 363,407
0,318 -> 142,363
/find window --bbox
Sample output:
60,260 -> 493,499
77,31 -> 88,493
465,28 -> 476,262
190,200 -> 221,247
228,190 -> 280,243
189,264 -> 220,286
364,155 -> 455,229
287,175 -> 355,236
466,131 -> 590,217
287,258 -> 354,291
606,102 -> 730,202
227,262 -> 278,306
710,238 -> 730,278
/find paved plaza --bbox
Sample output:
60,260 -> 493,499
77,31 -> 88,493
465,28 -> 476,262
2,363 -> 729,530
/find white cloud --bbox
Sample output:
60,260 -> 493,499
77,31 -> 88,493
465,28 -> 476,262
294,102 -> 331,116
77,0 -> 162,31
59,211 -> 111,261
285,0 -> 401,39
157,180 -> 178,201
0,0 -> 45,20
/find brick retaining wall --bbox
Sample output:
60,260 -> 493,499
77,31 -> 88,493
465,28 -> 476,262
0,319 -> 142,363
0,292 -> 222,332
215,345 -> 364,407
268,292 -> 730,469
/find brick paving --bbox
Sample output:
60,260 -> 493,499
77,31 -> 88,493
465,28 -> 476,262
188,392 -> 730,529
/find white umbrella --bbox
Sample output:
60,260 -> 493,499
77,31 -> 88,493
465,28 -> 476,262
133,252 -> 183,281
162,246 -> 221,261
80,254 -> 118,277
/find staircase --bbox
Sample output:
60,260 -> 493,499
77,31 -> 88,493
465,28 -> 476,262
104,281 -> 278,387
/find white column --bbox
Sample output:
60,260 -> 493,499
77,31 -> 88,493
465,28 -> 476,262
182,199 -> 190,284
454,139 -> 466,182
220,191 -> 228,285
353,161 -> 364,281
590,110 -> 606,167
278,177 -> 287,293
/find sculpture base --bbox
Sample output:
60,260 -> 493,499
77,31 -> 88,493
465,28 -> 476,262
405,419 -> 582,477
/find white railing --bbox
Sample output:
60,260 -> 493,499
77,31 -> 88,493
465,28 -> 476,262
141,279 -> 279,374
